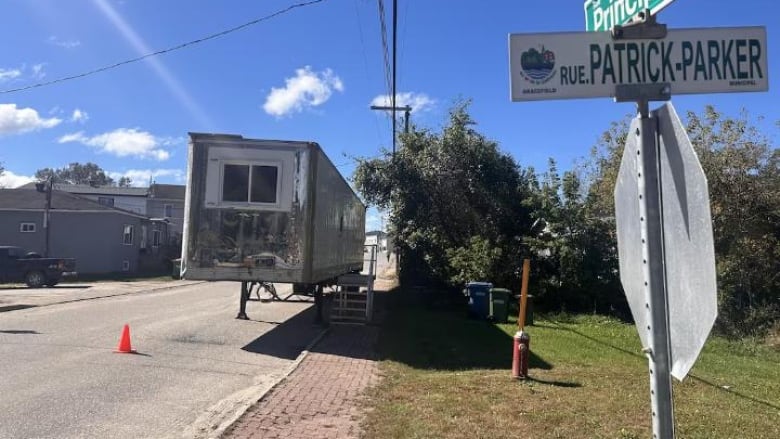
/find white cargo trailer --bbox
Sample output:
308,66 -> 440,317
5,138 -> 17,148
181,133 -> 365,317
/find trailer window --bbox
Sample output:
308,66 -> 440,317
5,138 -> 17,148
222,164 -> 250,202
221,163 -> 279,204
250,165 -> 278,203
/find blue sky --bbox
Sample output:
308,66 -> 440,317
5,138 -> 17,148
0,0 -> 776,231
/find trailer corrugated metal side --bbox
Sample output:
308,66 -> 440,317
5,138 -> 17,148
181,133 -> 365,284
308,147 -> 365,282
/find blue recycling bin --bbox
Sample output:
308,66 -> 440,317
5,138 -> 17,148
464,282 -> 493,319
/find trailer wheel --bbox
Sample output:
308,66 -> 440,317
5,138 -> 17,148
25,271 -> 46,288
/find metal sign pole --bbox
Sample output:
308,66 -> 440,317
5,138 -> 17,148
635,99 -> 675,439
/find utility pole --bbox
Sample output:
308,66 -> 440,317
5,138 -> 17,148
36,178 -> 53,257
370,105 -> 412,154
391,0 -> 398,154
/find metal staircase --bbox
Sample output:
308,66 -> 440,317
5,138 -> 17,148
330,245 -> 377,325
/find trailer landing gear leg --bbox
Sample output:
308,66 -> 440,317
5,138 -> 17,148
314,284 -> 324,325
236,281 -> 250,320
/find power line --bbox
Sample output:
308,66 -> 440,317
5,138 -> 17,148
398,0 -> 410,92
335,152 -> 389,168
376,0 -> 393,105
0,0 -> 327,95
354,0 -> 384,145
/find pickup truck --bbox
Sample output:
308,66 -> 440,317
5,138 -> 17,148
0,246 -> 77,288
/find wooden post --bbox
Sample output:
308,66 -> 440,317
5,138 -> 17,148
518,259 -> 530,330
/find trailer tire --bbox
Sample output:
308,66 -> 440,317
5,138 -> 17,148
25,271 -> 46,288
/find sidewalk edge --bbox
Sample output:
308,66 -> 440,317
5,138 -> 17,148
181,326 -> 331,439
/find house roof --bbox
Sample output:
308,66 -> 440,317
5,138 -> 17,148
149,184 -> 185,200
0,189 -> 147,219
17,182 -> 149,197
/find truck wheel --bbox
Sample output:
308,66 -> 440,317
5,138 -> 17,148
25,271 -> 46,288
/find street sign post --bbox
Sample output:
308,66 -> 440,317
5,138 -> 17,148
584,0 -> 675,32
509,27 -> 768,101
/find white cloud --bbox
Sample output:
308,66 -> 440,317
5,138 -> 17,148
263,66 -> 344,117
0,104 -> 62,135
70,109 -> 89,123
58,128 -> 175,161
108,168 -> 185,186
31,63 -> 46,80
0,68 -> 22,82
370,92 -> 435,113
48,36 -> 81,49
0,170 -> 35,188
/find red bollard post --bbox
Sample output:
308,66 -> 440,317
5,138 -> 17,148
512,330 -> 531,379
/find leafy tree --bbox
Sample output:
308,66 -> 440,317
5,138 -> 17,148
117,176 -> 133,187
35,162 -> 115,186
582,106 -> 779,335
685,106 -> 779,335
354,101 -> 536,289
523,160 -> 624,315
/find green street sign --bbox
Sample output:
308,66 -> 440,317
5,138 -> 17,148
584,0 -> 674,32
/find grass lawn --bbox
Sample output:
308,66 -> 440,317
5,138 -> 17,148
363,294 -> 780,438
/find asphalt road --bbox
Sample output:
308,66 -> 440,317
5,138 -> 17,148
0,281 -> 323,439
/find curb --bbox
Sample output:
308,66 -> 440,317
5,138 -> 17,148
181,326 -> 331,439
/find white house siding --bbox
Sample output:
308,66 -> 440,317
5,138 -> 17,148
78,194 -> 147,215
147,199 -> 185,239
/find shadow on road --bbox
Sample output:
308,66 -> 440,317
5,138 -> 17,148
0,305 -> 37,313
240,306 -> 324,360
0,329 -> 40,334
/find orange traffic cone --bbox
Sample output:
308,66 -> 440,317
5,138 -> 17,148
114,324 -> 136,354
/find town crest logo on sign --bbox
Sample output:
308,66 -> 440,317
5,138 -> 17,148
519,46 -> 556,84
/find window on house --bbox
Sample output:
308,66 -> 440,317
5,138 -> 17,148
153,230 -> 162,247
140,225 -> 147,250
164,204 -> 173,217
98,196 -> 115,207
221,164 -> 279,204
122,260 -> 130,271
122,225 -> 134,245
19,222 -> 36,233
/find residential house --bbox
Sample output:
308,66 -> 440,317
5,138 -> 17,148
18,181 -> 186,254
147,184 -> 186,242
17,183 -> 150,214
0,188 -> 172,275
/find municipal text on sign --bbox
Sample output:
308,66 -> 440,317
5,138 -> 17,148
509,27 -> 768,101
584,0 -> 674,32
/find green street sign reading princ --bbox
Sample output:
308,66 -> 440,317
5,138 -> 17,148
585,0 -> 674,32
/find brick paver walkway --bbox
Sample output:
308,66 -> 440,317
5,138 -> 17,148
224,325 -> 380,439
